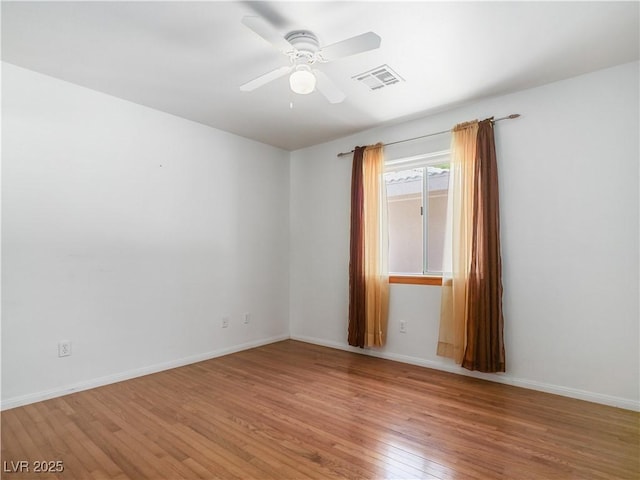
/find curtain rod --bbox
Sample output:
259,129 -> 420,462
336,114 -> 521,158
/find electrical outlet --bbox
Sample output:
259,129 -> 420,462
58,341 -> 72,357
222,316 -> 229,328
400,321 -> 407,334
243,313 -> 250,325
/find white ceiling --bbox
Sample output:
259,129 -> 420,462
2,1 -> 639,151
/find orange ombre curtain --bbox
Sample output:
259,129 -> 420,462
437,119 -> 506,373
437,121 -> 478,363
362,143 -> 389,347
348,143 -> 389,348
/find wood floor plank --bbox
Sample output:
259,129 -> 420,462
2,340 -> 638,479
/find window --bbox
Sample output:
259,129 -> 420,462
385,152 -> 449,279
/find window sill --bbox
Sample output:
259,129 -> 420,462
389,275 -> 442,286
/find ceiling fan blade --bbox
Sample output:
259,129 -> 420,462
319,32 -> 381,61
313,70 -> 346,104
240,66 -> 292,92
241,16 -> 293,53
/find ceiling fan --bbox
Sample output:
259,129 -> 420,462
239,16 -> 381,104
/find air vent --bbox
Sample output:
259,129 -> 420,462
353,64 -> 404,91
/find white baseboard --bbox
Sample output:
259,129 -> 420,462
4,333 -> 638,412
290,334 -> 640,412
1,335 -> 289,411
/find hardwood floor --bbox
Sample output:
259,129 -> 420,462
2,340 -> 639,479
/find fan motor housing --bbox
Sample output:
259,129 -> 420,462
285,30 -> 320,55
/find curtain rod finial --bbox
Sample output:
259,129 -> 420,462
507,114 -> 521,119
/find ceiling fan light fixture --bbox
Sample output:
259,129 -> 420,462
240,16 -> 380,102
289,65 -> 316,95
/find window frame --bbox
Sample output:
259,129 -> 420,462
385,150 -> 450,286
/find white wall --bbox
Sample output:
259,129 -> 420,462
290,61 -> 640,410
1,63 -> 290,408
